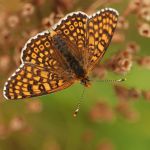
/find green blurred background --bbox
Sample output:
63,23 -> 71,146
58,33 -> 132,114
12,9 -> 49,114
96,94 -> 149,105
0,0 -> 150,150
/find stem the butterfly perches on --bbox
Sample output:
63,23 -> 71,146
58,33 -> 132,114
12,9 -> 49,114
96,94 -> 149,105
73,78 -> 126,118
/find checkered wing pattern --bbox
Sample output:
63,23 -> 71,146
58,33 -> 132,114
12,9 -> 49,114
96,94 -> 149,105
86,8 -> 119,71
21,31 -> 68,70
53,12 -> 88,64
3,63 -> 75,100
3,30 -> 76,100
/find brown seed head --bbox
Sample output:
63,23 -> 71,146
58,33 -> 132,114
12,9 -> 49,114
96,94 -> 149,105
138,56 -> 150,69
97,139 -> 115,150
7,15 -> 19,28
27,100 -> 42,113
89,102 -> 115,122
21,3 -> 35,17
9,116 -> 26,131
143,90 -> 150,101
138,22 -> 150,38
139,6 -> 150,21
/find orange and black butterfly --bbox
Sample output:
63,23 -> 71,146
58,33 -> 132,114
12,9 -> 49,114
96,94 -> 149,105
3,8 -> 119,100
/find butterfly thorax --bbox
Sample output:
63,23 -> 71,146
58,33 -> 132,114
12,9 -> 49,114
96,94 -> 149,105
52,34 -> 87,79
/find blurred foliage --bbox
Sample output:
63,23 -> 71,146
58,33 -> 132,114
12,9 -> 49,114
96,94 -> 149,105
0,0 -> 150,150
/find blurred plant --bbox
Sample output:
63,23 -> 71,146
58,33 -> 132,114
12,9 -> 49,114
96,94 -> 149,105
0,0 -> 150,149
114,85 -> 142,101
0,123 -> 9,140
26,100 -> 43,113
9,116 -> 27,131
115,101 -> 139,122
82,129 -> 94,143
143,90 -> 150,101
96,139 -> 115,150
89,101 -> 115,122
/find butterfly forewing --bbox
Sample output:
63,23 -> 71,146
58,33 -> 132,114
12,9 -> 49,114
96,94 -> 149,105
21,30 -> 69,71
3,63 -> 75,99
86,8 -> 119,71
53,12 -> 88,64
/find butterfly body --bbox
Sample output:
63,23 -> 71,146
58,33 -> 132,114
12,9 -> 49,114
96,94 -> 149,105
52,34 -> 86,79
52,33 -> 91,87
3,8 -> 119,100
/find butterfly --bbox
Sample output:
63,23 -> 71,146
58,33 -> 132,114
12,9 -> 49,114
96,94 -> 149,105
3,8 -> 119,100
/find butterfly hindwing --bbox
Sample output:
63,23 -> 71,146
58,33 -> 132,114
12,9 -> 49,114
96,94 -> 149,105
3,63 -> 75,100
86,8 -> 119,71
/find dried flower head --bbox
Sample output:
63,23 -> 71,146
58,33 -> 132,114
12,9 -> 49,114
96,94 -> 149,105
106,50 -> 133,74
42,17 -> 51,29
138,22 -> 150,38
138,56 -> 150,69
0,55 -> 10,72
43,139 -> 60,150
126,41 -> 140,54
117,16 -> 129,29
9,116 -> 26,131
129,88 -> 142,99
139,6 -> 150,21
114,85 -> 129,100
114,85 -> 141,101
128,0 -> 141,13
21,3 -> 35,17
89,101 -> 115,122
116,101 -> 139,122
92,64 -> 107,80
143,90 -> 150,101
142,0 -> 150,6
115,58 -> 132,74
112,32 -> 125,43
97,139 -> 114,150
27,100 -> 42,113
0,28 -> 11,44
7,15 -> 19,28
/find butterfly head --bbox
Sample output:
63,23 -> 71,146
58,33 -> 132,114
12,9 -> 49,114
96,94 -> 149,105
81,77 -> 91,87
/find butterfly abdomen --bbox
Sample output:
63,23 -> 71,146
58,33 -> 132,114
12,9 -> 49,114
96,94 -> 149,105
53,35 -> 85,78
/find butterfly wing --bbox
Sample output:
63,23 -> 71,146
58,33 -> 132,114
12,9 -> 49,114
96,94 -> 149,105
86,8 -> 119,71
53,12 -> 88,65
21,30 -> 69,71
3,63 -> 75,100
3,30 -> 77,100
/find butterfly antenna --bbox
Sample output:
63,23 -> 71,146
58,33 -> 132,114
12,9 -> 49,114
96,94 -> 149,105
95,78 -> 126,83
73,87 -> 85,118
